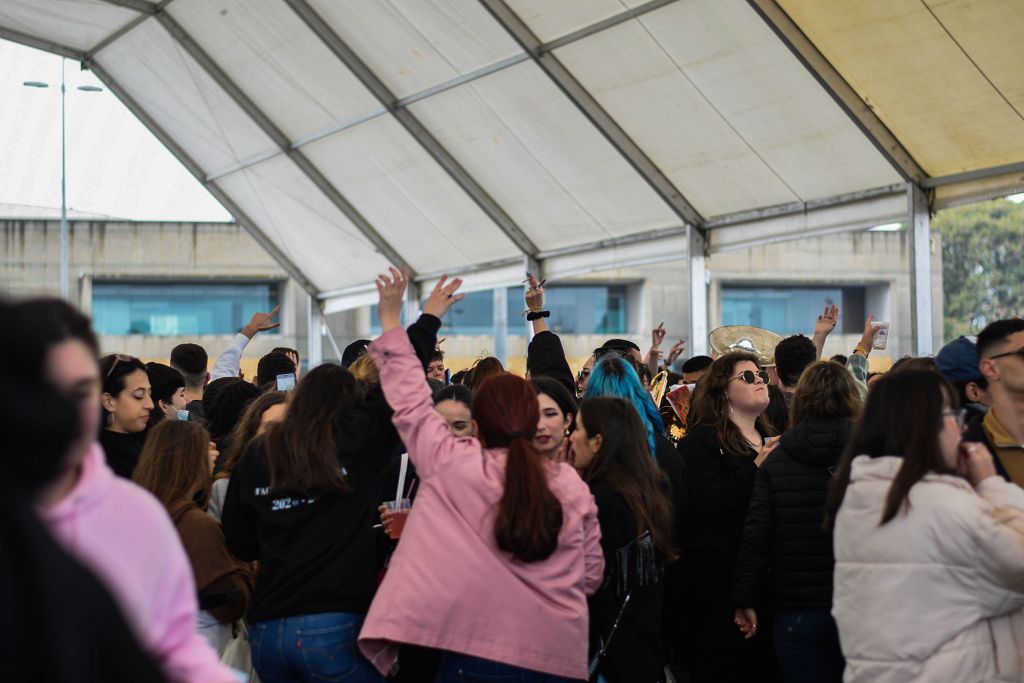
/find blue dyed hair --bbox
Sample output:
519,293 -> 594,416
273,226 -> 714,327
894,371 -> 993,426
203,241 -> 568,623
583,355 -> 664,456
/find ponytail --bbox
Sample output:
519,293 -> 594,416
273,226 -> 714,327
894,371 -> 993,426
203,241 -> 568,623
473,375 -> 565,563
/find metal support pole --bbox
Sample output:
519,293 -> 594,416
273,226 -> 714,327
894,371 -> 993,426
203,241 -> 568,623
689,226 -> 709,356
908,184 -> 934,355
494,286 -> 509,367
59,57 -> 68,300
403,281 -> 422,327
306,294 -> 324,368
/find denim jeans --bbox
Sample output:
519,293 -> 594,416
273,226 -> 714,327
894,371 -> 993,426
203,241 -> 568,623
773,608 -> 844,683
434,652 -> 583,683
250,613 -> 383,683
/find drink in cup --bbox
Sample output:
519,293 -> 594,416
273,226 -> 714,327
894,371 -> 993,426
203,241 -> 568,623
873,322 -> 890,350
381,498 -> 412,540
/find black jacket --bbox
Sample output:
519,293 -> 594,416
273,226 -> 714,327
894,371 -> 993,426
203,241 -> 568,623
99,430 -> 145,479
731,416 -> 850,610
677,424 -> 759,601
221,315 -> 439,624
526,330 -> 576,397
588,479 -> 666,683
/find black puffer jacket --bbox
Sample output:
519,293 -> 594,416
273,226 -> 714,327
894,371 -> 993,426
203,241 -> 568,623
731,416 -> 850,610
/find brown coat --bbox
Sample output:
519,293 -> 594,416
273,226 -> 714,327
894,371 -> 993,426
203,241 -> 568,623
168,500 -> 253,624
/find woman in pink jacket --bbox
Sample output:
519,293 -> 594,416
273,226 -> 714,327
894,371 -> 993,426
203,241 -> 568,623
359,270 -> 604,682
24,298 -> 237,683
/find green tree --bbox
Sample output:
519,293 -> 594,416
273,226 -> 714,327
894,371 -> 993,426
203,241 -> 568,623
934,198 -> 1024,341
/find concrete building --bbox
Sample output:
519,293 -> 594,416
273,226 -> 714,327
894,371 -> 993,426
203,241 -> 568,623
1,214 -> 940,377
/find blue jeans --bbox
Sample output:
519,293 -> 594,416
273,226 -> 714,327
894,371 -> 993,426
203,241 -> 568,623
434,652 -> 583,683
773,608 -> 844,683
250,613 -> 383,683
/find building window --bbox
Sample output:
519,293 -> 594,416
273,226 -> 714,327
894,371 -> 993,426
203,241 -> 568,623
371,284 -> 628,335
721,285 -> 865,335
92,281 -> 280,336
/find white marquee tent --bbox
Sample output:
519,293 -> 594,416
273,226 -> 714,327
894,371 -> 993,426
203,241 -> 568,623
2,0 -> 1022,358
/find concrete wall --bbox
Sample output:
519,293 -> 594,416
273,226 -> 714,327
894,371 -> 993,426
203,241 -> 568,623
0,219 -> 305,376
1,219 -> 942,378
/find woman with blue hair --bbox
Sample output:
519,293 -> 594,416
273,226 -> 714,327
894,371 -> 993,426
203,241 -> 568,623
583,353 -> 689,670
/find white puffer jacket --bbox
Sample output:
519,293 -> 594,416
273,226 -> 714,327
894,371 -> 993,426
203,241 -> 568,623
834,456 -> 1024,683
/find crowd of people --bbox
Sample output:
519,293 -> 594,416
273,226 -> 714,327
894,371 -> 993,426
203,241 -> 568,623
2,268 -> 1024,683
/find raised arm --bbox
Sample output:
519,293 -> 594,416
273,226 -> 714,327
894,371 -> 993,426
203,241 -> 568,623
210,306 -> 281,381
847,315 -> 881,400
524,273 -> 576,394
369,269 -> 469,479
812,304 -> 838,360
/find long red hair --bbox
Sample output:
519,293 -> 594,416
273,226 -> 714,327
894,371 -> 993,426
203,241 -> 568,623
473,373 -> 563,563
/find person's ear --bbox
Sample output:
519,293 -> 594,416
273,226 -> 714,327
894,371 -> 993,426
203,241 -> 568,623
471,420 -> 480,441
965,381 -> 982,403
590,433 -> 604,455
979,359 -> 999,383
204,372 -> 211,386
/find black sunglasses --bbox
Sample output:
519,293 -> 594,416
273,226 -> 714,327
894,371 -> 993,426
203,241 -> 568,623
989,347 -> 1024,361
729,369 -> 770,386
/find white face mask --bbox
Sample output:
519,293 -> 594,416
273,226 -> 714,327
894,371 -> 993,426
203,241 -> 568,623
176,409 -> 190,421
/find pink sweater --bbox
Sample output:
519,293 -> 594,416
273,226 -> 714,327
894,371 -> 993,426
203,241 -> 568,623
39,443 -> 237,683
360,327 -> 604,679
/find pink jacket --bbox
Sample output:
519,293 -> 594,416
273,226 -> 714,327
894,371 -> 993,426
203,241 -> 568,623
359,327 -> 604,679
39,443 -> 236,683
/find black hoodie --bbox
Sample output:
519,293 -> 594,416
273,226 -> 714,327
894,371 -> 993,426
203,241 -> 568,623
731,416 -> 851,610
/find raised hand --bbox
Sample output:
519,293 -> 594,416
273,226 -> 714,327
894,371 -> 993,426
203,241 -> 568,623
856,315 -> 882,354
422,275 -> 466,319
666,339 -> 686,367
815,304 -> 839,337
242,304 -> 281,339
525,272 -> 545,312
375,267 -> 409,332
651,322 -> 666,349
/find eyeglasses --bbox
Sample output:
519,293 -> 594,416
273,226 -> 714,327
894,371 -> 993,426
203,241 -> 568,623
103,354 -> 135,383
729,369 -> 770,385
989,347 -> 1024,361
942,408 -> 968,429
576,367 -> 591,382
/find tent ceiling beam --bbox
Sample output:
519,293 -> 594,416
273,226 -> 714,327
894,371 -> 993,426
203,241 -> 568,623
479,0 -> 705,230
747,0 -> 928,185
0,26 -> 84,60
86,60 -> 320,296
922,160 -> 1024,189
703,183 -> 905,229
154,11 -> 414,274
284,0 -> 539,257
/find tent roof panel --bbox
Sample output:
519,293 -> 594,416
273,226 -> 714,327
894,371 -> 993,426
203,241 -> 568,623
408,61 -> 680,253
96,18 -> 277,175
216,154 -> 391,292
0,0 -> 135,52
555,0 -> 901,217
308,0 -> 522,99
302,114 -> 521,273
168,0 -> 380,143
780,0 -> 1024,177
503,0 -> 646,43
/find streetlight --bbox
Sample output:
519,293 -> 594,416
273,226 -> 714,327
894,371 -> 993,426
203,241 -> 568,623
23,58 -> 103,300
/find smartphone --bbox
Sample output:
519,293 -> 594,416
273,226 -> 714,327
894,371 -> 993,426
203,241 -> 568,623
444,368 -> 451,385
276,372 -> 296,392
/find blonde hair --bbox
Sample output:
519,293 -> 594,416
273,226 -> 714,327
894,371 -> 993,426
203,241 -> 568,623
349,354 -> 379,387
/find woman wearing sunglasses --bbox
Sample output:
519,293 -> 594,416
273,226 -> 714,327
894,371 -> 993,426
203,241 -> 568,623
677,352 -> 781,683
99,354 -> 155,479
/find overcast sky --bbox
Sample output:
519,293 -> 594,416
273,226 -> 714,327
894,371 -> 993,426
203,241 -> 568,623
0,38 -> 230,221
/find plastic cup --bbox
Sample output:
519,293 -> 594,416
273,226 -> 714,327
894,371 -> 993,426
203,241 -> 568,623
382,498 -> 411,540
873,322 -> 890,350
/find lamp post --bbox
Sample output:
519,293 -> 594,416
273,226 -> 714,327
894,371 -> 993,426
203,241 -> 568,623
24,58 -> 103,300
